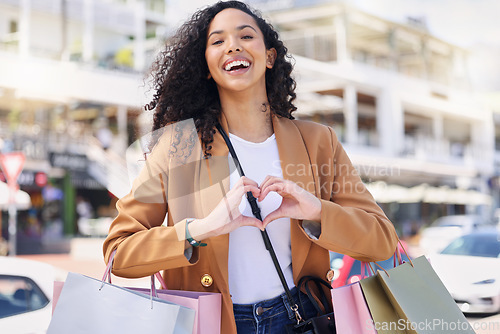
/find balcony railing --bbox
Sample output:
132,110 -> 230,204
401,135 -> 478,164
281,31 -> 337,62
279,30 -> 463,86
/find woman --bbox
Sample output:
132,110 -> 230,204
103,1 -> 399,333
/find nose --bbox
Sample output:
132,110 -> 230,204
226,37 -> 242,54
227,47 -> 241,53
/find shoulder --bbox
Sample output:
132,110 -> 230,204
289,118 -> 330,132
286,118 -> 340,146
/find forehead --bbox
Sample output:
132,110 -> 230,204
208,8 -> 261,34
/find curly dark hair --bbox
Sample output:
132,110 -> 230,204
145,0 -> 296,156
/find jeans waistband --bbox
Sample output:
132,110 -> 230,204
233,287 -> 299,321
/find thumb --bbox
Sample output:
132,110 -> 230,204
240,216 -> 265,230
262,209 -> 285,229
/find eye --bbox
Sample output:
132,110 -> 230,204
242,35 -> 253,40
211,40 -> 223,45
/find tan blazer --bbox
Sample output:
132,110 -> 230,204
103,114 -> 398,334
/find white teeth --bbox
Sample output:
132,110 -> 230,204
225,60 -> 250,71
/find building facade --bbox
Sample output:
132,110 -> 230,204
0,0 -> 170,252
266,1 -> 494,233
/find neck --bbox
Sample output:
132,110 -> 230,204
219,88 -> 273,143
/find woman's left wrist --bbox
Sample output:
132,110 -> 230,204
185,218 -> 207,247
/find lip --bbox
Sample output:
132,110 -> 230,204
222,57 -> 252,74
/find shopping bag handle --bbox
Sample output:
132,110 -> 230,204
360,261 -> 375,279
360,261 -> 390,278
362,239 -> 415,278
396,239 -> 414,267
368,262 -> 389,277
374,239 -> 414,271
102,250 -> 168,290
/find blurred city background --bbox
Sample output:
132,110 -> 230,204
1,0 -> 500,332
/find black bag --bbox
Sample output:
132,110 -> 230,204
285,276 -> 336,334
216,124 -> 336,334
287,314 -> 335,334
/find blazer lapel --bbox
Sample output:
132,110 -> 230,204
200,114 -> 231,290
273,116 -> 316,281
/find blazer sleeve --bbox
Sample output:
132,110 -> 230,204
102,131 -> 199,279
301,127 -> 398,262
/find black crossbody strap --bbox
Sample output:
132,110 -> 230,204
216,123 -> 303,324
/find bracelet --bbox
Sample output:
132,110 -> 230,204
185,219 -> 207,247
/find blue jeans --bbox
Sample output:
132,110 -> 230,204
233,287 -> 318,334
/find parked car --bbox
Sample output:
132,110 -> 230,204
0,257 -> 65,334
428,228 -> 500,313
330,242 -> 411,288
419,215 -> 492,255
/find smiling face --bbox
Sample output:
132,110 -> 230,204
205,8 -> 276,94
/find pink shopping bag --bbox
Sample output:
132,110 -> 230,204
332,282 -> 377,334
332,261 -> 377,334
132,288 -> 221,334
52,281 -> 64,314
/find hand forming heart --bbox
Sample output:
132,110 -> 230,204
188,176 -> 321,241
257,175 -> 322,229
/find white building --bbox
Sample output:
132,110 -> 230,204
0,0 -> 171,240
266,1 -> 494,227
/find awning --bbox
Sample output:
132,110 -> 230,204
70,170 -> 105,190
366,181 -> 492,205
0,181 -> 32,210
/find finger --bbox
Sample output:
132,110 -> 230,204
259,175 -> 275,189
259,175 -> 281,190
239,176 -> 259,188
240,185 -> 261,199
262,209 -> 285,228
234,177 -> 260,198
230,182 -> 260,198
223,185 -> 260,216
259,183 -> 286,201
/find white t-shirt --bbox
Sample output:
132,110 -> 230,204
227,132 -> 295,304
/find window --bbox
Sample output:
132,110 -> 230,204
0,275 -> 49,318
441,234 -> 500,258
9,20 -> 18,34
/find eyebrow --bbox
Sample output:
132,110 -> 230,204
208,24 -> 258,39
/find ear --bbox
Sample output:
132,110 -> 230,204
207,72 -> 212,79
266,48 -> 277,69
